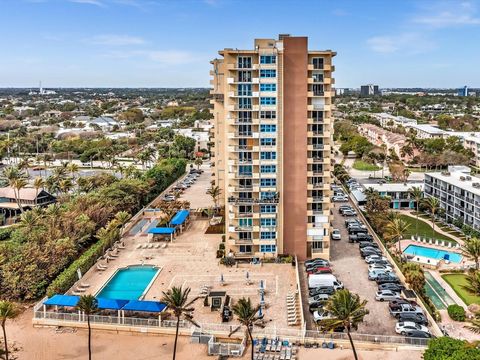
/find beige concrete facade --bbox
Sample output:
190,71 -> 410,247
210,35 -> 335,261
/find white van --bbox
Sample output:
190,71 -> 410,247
308,274 -> 344,290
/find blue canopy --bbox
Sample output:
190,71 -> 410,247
170,210 -> 190,226
97,298 -> 129,310
122,300 -> 167,313
148,227 -> 175,235
44,295 -> 79,307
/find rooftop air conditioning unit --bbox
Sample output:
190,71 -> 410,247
473,183 -> 480,188
460,176 -> 466,181
467,176 -> 472,180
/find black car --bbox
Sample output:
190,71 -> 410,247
360,248 -> 382,258
348,233 -> 373,243
359,242 -> 379,249
309,286 -> 335,297
376,274 -> 400,284
397,313 -> 429,326
349,227 -> 369,235
405,330 -> 432,339
378,283 -> 404,292
309,302 -> 323,313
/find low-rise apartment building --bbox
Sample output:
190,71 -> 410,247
363,182 -> 424,210
357,124 -> 414,160
373,113 -> 417,128
424,169 -> 480,230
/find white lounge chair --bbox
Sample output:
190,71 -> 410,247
97,264 -> 107,271
136,244 -> 142,249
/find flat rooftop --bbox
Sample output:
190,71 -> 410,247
426,171 -> 480,196
363,182 -> 424,193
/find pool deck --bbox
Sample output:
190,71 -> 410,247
64,165 -> 300,331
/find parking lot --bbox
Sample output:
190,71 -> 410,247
300,193 -> 398,335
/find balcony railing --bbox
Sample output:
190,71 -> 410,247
228,195 -> 279,205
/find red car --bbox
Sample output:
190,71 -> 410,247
306,267 -> 332,275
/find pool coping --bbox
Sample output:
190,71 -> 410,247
403,244 -> 463,264
95,264 -> 162,300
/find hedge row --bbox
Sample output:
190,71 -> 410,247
46,238 -> 106,297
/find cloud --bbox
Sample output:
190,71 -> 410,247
69,0 -> 105,7
367,33 -> 435,54
413,1 -> 480,28
102,49 -> 197,65
87,34 -> 146,46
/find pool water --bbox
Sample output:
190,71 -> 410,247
403,245 -> 462,263
97,266 -> 159,300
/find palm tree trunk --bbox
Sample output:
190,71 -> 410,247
346,327 -> 358,360
247,327 -> 254,360
415,203 -> 419,236
2,321 -> 9,360
172,314 -> 180,360
87,315 -> 92,360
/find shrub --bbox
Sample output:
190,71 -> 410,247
219,243 -> 225,250
220,257 -> 235,267
216,249 -> 224,258
424,337 -> 480,360
0,227 -> 14,241
448,304 -> 466,321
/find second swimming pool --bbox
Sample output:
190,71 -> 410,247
97,265 -> 160,300
403,244 -> 462,263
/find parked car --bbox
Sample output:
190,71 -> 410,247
359,242 -> 379,249
368,269 -> 391,280
305,259 -> 330,268
395,321 -> 430,335
397,313 -> 428,326
163,195 -> 176,202
309,302 -> 323,313
313,310 -> 332,323
309,286 -> 335,297
378,283 -> 405,293
389,299 -> 419,308
307,267 -> 333,275
375,290 -> 401,302
332,195 -> 348,202
368,264 -> 393,272
389,303 -> 424,318
349,227 -> 369,236
349,233 -> 373,243
339,205 -> 353,212
376,274 -> 400,285
365,255 -> 388,264
345,218 -> 362,227
331,229 -> 341,241
370,259 -> 391,267
342,209 -> 357,217
360,248 -> 382,258
404,330 -> 433,339
308,294 -> 330,304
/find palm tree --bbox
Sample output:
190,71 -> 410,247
0,300 -> 19,360
462,270 -> 480,297
422,196 -> 440,238
114,211 -> 131,235
76,295 -> 98,360
67,162 -> 79,180
229,297 -> 264,360
18,210 -> 40,233
161,286 -> 200,360
409,186 -> 423,236
402,263 -> 425,294
1,166 -> 28,213
207,186 -> 221,211
384,217 -> 410,259
461,237 -> 480,270
33,176 -> 44,206
194,157 -> 203,170
465,313 -> 480,334
318,290 -> 368,360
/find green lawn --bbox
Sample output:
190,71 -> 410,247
399,214 -> 457,244
352,160 -> 381,171
442,274 -> 480,305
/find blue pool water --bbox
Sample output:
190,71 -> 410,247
403,245 -> 463,263
97,266 -> 159,300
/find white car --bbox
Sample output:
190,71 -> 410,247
375,290 -> 401,302
368,264 -> 393,272
368,269 -> 391,280
365,255 -> 388,264
313,310 -> 332,323
395,321 -> 430,335
332,196 -> 348,202
331,229 -> 341,241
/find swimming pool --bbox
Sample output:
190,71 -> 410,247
403,245 -> 462,263
97,265 -> 160,300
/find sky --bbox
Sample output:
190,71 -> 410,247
0,0 -> 480,88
